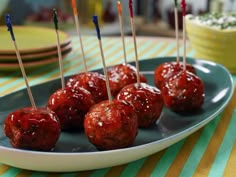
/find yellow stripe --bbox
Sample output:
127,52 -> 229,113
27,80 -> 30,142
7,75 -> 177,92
135,150 -> 166,177
165,43 -> 192,57
193,88 -> 236,177
100,38 -> 146,65
151,42 -> 171,57
65,38 -> 146,74
223,141 -> 236,177
138,41 -> 162,59
0,164 -> 10,175
105,164 -> 127,177
104,39 -> 156,65
165,46 -> 177,56
165,129 -> 203,177
65,38 -> 152,77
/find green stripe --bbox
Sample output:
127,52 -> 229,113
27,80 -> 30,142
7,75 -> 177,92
89,168 -> 110,177
208,111 -> 236,177
125,40 -> 153,63
187,50 -> 196,57
103,39 -> 150,65
150,139 -> 185,177
156,43 -> 176,56
124,40 -> 157,63
140,42 -> 165,59
0,51 -> 76,94
169,46 -> 195,59
0,167 -> 21,177
0,51 -> 77,95
136,41 -> 160,59
179,114 -> 222,177
170,45 -> 185,57
120,157 -> 147,177
96,40 -> 153,70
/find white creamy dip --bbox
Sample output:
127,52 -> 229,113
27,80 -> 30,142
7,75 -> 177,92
187,13 -> 236,30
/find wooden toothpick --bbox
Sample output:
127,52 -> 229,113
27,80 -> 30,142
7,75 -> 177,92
93,16 -> 112,103
6,14 -> 36,110
53,8 -> 65,89
129,0 -> 140,86
71,0 -> 88,72
181,0 -> 187,70
174,0 -> 180,63
117,1 -> 127,64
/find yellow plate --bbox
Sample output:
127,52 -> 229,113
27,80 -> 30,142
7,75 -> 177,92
0,44 -> 72,61
0,48 -> 72,71
0,26 -> 71,54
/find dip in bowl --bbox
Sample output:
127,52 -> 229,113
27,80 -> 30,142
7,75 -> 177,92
186,12 -> 236,73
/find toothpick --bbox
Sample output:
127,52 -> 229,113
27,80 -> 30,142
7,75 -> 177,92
92,16 -> 112,103
129,0 -> 140,86
181,0 -> 186,71
53,8 -> 65,89
174,0 -> 180,63
71,0 -> 88,72
117,1 -> 127,64
5,14 -> 37,110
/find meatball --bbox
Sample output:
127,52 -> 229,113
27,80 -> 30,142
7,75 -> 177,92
108,63 -> 147,97
117,83 -> 164,128
46,86 -> 95,130
84,99 -> 138,150
154,62 -> 195,89
162,70 -> 204,112
4,107 -> 60,151
66,72 -> 108,103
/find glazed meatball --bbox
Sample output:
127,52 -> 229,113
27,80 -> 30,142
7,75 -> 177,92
66,72 -> 108,103
84,99 -> 138,150
162,70 -> 204,112
154,62 -> 195,89
108,63 -> 147,97
4,107 -> 60,151
46,87 -> 95,130
117,83 -> 164,128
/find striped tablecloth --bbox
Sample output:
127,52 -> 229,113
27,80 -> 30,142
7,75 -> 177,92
0,36 -> 235,177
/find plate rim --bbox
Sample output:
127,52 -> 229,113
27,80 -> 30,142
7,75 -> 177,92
0,26 -> 71,54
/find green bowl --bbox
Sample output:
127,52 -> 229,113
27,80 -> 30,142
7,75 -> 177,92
186,13 -> 236,73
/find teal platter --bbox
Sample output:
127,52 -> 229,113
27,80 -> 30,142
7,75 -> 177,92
0,57 -> 234,172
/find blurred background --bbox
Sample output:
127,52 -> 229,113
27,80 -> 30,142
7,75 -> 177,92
0,0 -> 236,37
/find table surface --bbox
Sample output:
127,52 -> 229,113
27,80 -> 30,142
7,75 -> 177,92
0,36 -> 236,177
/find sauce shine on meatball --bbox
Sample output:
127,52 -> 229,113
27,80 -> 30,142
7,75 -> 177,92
84,99 -> 138,150
117,83 -> 164,128
4,107 -> 61,151
162,70 -> 204,112
108,63 -> 147,97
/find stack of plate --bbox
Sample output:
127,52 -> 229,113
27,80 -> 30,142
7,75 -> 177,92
0,26 -> 72,71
